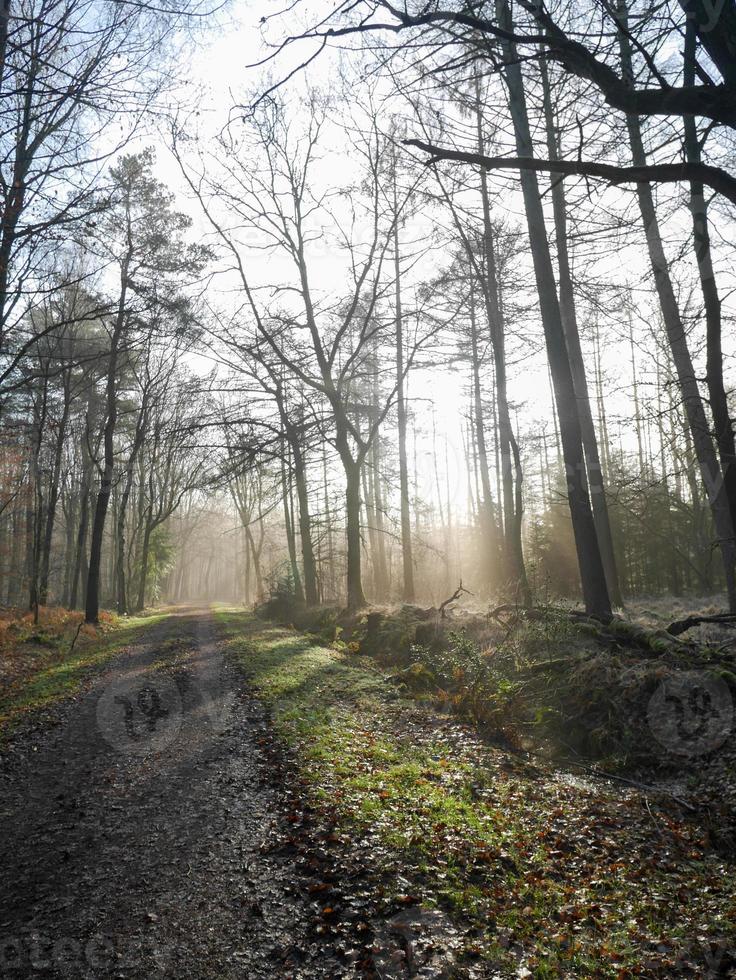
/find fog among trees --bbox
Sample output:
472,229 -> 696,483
4,3 -> 736,977
1,0 -> 735,620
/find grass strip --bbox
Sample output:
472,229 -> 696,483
215,608 -> 736,978
0,609 -> 167,742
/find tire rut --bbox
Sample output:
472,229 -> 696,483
0,608 -> 342,978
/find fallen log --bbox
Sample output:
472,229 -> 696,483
666,613 -> 736,636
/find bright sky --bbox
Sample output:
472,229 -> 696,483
131,3 -> 736,523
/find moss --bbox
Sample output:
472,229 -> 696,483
214,609 -> 735,977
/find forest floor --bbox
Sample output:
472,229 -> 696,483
0,606 -> 734,978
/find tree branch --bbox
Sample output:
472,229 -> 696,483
404,139 -> 736,207
376,0 -> 736,126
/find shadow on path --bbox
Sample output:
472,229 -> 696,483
0,608 -> 341,978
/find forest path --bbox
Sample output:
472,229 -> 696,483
0,608 -> 336,979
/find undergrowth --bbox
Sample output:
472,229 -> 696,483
216,608 -> 736,978
261,596 -> 736,772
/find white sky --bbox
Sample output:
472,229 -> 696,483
128,3 -> 736,522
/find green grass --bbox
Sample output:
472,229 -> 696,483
215,608 -> 736,978
0,611 -> 167,742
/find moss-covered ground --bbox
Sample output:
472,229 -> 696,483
216,608 -> 735,977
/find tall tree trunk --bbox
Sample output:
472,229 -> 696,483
109,488 -> 119,604
245,524 -> 263,601
361,460 -> 378,598
28,441 -> 42,623
593,321 -> 612,485
136,516 -> 152,612
468,413 -> 483,522
431,413 -> 452,595
370,373 -> 390,602
616,1 -> 736,610
116,405 -> 147,614
468,275 -> 498,595
629,315 -> 647,477
38,396 -> 70,605
541,428 -> 552,507
242,526 -> 250,604
115,476 -> 132,615
683,20 -> 736,534
475,83 -> 530,605
61,483 -> 76,607
25,494 -> 35,618
292,444 -> 318,605
7,501 -> 20,604
496,0 -> 611,618
393,179 -> 415,602
343,453 -> 366,610
281,447 -> 304,602
462,421 -> 477,526
70,461 -> 92,610
28,381 -> 49,621
322,444 -> 335,602
656,354 -> 682,596
539,55 -> 622,607
86,261 -> 128,623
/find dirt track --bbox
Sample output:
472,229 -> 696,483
0,609 -> 347,978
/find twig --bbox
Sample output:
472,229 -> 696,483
439,581 -> 473,619
68,621 -> 84,655
566,761 -> 697,811
644,797 -> 668,840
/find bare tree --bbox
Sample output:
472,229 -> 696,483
175,96 -> 437,609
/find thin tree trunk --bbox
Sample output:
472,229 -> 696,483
25,494 -> 35,619
115,478 -> 132,615
475,84 -> 530,605
497,0 -> 611,618
39,397 -> 70,604
61,482 -> 75,606
361,461 -> 378,597
593,320 -> 612,484
394,178 -> 415,602
86,260 -> 128,622
7,501 -> 20,604
281,447 -> 304,602
629,314 -> 647,477
539,55 -> 622,607
136,516 -> 152,612
541,428 -> 552,507
370,372 -> 389,601
293,444 -> 318,605
468,274 -> 498,594
28,439 -> 42,623
462,420 -> 477,526
616,0 -> 736,610
469,411 -> 483,522
343,454 -> 365,610
245,524 -> 263,601
656,354 -> 682,595
28,381 -> 49,621
115,398 -> 148,615
683,20 -> 736,533
322,443 -> 334,602
70,463 -> 92,610
242,525 -> 250,604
